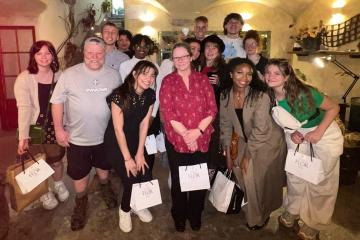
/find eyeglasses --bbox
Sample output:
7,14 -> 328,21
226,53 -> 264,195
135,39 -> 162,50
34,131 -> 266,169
173,55 -> 190,61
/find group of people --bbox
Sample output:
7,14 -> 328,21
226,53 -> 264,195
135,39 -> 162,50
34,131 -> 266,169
14,12 -> 343,240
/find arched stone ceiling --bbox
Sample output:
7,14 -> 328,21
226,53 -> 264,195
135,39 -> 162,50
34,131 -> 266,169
156,0 -> 314,19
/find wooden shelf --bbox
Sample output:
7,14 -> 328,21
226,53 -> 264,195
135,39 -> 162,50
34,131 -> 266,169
288,50 -> 360,58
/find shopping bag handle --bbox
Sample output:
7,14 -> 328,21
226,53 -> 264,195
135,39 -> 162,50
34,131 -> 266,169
293,143 -> 315,162
18,150 -> 39,173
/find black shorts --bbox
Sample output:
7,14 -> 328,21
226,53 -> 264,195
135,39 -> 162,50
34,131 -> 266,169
67,143 -> 111,180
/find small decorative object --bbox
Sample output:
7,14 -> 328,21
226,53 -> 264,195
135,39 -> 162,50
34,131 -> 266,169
290,20 -> 326,51
101,0 -> 111,14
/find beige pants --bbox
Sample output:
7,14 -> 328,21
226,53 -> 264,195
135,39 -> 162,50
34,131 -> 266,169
233,160 -> 268,227
284,121 -> 343,230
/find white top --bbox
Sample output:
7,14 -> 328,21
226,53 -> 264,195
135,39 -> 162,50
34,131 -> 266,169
50,63 -> 121,146
219,35 -> 246,61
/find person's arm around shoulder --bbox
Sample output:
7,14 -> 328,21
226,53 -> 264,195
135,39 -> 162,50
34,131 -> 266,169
304,94 -> 339,143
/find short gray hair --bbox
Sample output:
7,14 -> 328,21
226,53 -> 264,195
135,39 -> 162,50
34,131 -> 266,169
84,37 -> 105,49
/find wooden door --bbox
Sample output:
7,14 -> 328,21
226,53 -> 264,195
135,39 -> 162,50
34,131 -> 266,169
0,26 -> 35,130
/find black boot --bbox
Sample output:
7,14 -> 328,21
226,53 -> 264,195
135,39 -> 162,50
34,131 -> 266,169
100,181 -> 117,209
71,195 -> 88,231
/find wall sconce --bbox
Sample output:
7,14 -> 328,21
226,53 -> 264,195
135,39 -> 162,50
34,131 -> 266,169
329,13 -> 345,25
140,25 -> 157,38
315,55 -> 359,103
332,0 -> 346,8
314,55 -> 359,121
240,12 -> 253,20
139,11 -> 155,22
242,23 -> 253,31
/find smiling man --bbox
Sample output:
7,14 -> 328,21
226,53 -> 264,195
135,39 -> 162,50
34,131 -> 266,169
219,13 -> 246,61
51,37 -> 121,231
101,22 -> 129,74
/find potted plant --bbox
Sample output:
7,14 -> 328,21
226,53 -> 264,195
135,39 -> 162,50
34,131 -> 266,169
101,0 -> 111,13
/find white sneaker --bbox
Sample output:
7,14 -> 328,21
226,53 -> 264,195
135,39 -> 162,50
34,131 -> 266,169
53,181 -> 70,202
40,192 -> 58,210
131,208 -> 153,223
119,207 -> 132,233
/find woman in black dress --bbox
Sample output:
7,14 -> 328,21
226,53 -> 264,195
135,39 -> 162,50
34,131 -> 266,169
104,60 -> 158,233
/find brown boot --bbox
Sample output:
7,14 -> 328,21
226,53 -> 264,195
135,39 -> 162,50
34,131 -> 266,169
100,181 -> 117,209
71,195 -> 88,231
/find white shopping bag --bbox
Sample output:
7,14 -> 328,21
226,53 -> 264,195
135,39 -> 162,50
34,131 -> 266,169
145,134 -> 157,155
130,179 -> 162,211
208,171 -> 235,213
179,163 -> 210,192
285,148 -> 325,185
156,132 -> 166,153
15,158 -> 54,194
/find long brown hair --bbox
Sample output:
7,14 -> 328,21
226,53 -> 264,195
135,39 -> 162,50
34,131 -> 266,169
266,58 -> 315,113
113,60 -> 158,111
27,41 -> 59,74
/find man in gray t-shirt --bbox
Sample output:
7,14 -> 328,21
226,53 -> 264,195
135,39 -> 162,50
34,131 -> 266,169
51,37 -> 120,231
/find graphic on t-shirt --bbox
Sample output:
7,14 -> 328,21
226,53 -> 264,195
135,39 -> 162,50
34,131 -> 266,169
223,42 -> 237,59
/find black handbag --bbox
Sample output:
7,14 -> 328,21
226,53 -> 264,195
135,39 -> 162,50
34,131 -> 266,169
226,171 -> 244,215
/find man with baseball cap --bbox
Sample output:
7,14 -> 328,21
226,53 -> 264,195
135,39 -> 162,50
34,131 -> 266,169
51,36 -> 121,231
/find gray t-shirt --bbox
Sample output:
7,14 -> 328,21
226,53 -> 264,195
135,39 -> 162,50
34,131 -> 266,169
105,48 -> 129,75
50,63 -> 121,146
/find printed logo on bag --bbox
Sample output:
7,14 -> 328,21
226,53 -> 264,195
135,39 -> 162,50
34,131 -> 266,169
141,187 -> 154,198
187,171 -> 201,180
28,166 -> 41,178
294,155 -> 310,169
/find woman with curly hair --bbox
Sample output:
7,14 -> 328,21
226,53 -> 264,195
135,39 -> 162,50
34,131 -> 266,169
220,58 -> 286,230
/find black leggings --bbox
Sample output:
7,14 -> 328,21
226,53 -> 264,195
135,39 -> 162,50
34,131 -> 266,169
115,153 -> 153,212
165,139 -> 208,223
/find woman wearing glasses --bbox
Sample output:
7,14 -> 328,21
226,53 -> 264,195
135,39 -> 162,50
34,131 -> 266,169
160,42 -> 217,232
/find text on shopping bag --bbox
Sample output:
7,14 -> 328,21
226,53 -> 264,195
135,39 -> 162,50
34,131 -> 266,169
130,179 -> 162,211
285,149 -> 325,185
15,158 -> 54,194
179,163 -> 210,192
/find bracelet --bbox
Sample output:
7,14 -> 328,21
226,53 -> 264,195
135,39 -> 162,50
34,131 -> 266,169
198,127 -> 204,135
124,157 -> 132,162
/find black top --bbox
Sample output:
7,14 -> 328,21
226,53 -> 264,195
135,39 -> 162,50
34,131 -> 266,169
36,83 -> 56,144
235,108 -> 247,142
104,88 -> 155,172
254,55 -> 268,75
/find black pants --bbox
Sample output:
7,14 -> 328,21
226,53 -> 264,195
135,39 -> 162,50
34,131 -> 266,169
165,139 -> 208,223
115,153 -> 153,212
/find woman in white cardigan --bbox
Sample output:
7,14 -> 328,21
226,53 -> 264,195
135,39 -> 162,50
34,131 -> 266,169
14,41 -> 69,210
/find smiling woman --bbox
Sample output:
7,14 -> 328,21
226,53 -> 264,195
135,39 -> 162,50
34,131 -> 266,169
103,60 -> 158,233
220,57 -> 286,230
